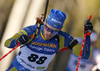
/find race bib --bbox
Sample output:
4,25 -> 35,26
16,46 -> 55,71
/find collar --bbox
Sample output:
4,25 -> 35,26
40,25 -> 46,40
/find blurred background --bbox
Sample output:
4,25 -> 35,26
0,0 -> 100,71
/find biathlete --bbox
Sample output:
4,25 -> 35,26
5,9 -> 93,71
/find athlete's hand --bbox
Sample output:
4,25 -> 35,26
17,35 -> 30,44
84,19 -> 93,36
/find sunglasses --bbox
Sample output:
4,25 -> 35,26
44,25 -> 59,34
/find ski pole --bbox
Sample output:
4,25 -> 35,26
76,15 -> 92,71
0,42 -> 20,61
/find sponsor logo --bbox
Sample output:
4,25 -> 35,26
37,66 -> 46,70
29,45 -> 56,53
20,58 -> 34,68
31,42 -> 57,48
51,18 -> 62,24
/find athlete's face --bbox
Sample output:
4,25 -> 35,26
44,21 -> 60,40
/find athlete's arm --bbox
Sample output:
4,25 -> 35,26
4,25 -> 36,48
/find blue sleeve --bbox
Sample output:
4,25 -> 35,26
64,34 -> 74,48
58,31 -> 74,48
23,25 -> 37,36
58,31 -> 74,51
7,39 -> 18,48
81,35 -> 91,59
6,25 -> 37,48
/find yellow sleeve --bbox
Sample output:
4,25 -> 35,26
72,44 -> 92,60
10,67 -> 18,71
4,30 -> 27,47
88,46 -> 92,60
72,44 -> 81,56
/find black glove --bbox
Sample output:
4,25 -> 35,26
17,35 -> 30,44
84,19 -> 93,35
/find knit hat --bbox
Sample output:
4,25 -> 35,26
46,9 -> 66,29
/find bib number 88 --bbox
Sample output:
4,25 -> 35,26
28,54 -> 47,64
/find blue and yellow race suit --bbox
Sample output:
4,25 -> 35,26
5,24 -> 92,71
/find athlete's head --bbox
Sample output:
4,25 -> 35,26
44,9 -> 66,40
